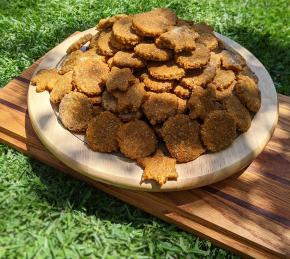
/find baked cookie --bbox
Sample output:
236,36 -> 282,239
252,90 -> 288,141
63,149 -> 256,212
220,50 -> 246,71
134,43 -> 173,61
148,61 -> 185,80
118,110 -> 143,122
112,51 -> 146,68
193,22 -> 214,34
117,120 -> 157,159
132,8 -> 177,36
31,68 -> 61,92
67,34 -> 92,54
175,43 -> 210,69
106,67 -> 136,92
94,30 -> 117,56
201,110 -> 236,152
109,33 -> 133,50
50,71 -> 73,104
101,90 -> 118,112
141,73 -> 174,93
161,114 -> 205,162
137,149 -> 178,185
86,111 -> 122,152
59,92 -> 93,132
155,26 -> 199,52
173,85 -> 191,99
210,80 -> 236,101
210,69 -> 236,90
197,33 -> 219,51
96,14 -> 128,30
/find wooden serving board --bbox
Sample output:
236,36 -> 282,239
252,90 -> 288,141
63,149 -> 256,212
1,33 -> 290,258
27,28 -> 278,191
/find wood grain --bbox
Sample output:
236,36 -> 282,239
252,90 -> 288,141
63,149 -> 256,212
27,28 -> 279,191
0,33 -> 289,258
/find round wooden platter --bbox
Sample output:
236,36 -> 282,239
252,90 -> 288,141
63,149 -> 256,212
28,28 -> 278,192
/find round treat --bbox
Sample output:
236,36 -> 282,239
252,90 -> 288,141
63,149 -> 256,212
175,43 -> 210,69
117,120 -> 157,159
142,73 -> 174,92
156,26 -> 199,52
180,64 -> 216,89
112,51 -> 146,68
66,34 -> 92,54
50,71 -> 73,104
94,30 -> 117,56
59,92 -> 93,132
106,67 -> 136,92
112,16 -> 141,46
132,8 -> 177,37
109,33 -> 133,50
86,111 -> 122,152
102,91 -> 118,112
142,92 -> 178,125
96,14 -> 128,30
210,80 -> 236,101
148,61 -> 185,80
220,50 -> 246,71
161,114 -> 205,162
210,69 -> 236,90
134,43 -> 173,61
235,75 -> 261,112
201,110 -> 236,152
73,58 -> 109,96
223,95 -> 251,132
59,50 -> 83,75
197,33 -> 219,51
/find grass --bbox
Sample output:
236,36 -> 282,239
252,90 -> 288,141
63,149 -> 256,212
0,0 -> 289,258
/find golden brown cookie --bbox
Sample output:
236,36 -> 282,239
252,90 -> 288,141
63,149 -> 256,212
238,65 -> 258,83
161,114 -> 205,162
112,16 -> 141,45
117,120 -> 157,159
201,110 -> 236,152
59,92 -> 93,132
106,67 -> 136,92
67,34 -> 92,54
50,71 -> 73,104
31,68 -> 61,92
134,43 -> 173,61
137,149 -> 178,186
85,111 -> 122,152
132,8 -> 177,37
193,22 -> 214,34
96,14 -> 128,30
141,73 -> 174,93
148,61 -> 185,80
112,51 -> 146,68
180,64 -> 216,89
210,80 -> 236,101
175,43 -> 210,69
173,85 -> 191,99
220,50 -> 246,71
223,95 -> 251,132
210,69 -> 236,90
59,50 -> 83,75
197,33 -> 219,51
142,92 -> 178,125
235,75 -> 261,112
118,110 -> 143,122
112,82 -> 147,112
187,87 -> 219,120
88,96 -> 102,105
73,58 -> 109,95
209,51 -> 222,68
155,26 -> 199,52
177,97 -> 187,114
94,30 -> 117,56
101,91 -> 118,112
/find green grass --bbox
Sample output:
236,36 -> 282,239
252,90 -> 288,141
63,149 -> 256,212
0,0 -> 289,258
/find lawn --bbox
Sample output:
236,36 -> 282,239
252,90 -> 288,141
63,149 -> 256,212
0,0 -> 289,258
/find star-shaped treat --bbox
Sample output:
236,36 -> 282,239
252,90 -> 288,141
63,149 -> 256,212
137,149 -> 178,186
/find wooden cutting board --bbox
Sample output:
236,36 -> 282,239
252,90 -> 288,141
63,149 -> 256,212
0,32 -> 289,258
27,28 -> 278,191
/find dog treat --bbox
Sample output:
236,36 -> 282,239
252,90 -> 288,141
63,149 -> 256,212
201,110 -> 236,152
117,120 -> 157,159
175,43 -> 210,69
66,34 -> 92,54
235,75 -> 261,112
132,8 -> 177,36
148,61 -> 185,80
142,93 -> 179,125
156,26 -> 199,52
59,92 -> 93,132
141,73 -> 174,92
162,114 -> 205,162
50,71 -> 73,104
34,9 -> 261,186
134,43 -> 173,61
31,68 -> 61,92
86,111 -> 122,152
106,67 -> 136,92
223,95 -> 251,132
73,58 -> 109,95
138,149 -> 178,185
113,16 -> 141,46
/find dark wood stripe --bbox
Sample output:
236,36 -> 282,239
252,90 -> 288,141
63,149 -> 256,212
203,186 -> 290,227
15,76 -> 30,85
256,171 -> 290,186
0,98 -> 26,113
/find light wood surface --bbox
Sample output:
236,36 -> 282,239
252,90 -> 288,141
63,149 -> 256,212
27,28 -> 279,191
0,33 -> 289,258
